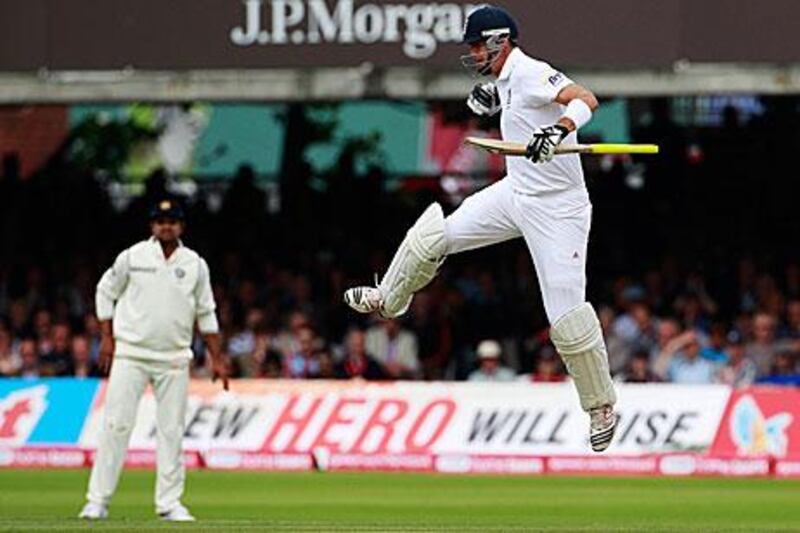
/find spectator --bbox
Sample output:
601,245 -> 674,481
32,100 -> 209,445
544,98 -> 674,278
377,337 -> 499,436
700,323 -> 730,363
518,345 -> 565,383
468,340 -> 516,382
40,322 -> 73,376
7,300 -> 29,340
611,285 -> 647,341
228,308 -> 265,358
18,339 -> 40,378
620,350 -> 662,383
716,331 -> 757,388
273,310 -> 311,361
335,329 -> 387,380
72,335 -> 101,378
616,301 -> 657,348
33,309 -> 53,353
674,292 -> 713,332
258,351 -> 284,378
365,320 -> 420,380
0,325 -> 22,376
284,326 -> 322,379
652,318 -> 681,360
757,347 -> 800,386
746,313 -> 777,377
625,302 -> 657,361
654,329 -> 718,384
240,332 -> 281,378
408,292 -> 452,380
781,299 -> 800,339
317,350 -> 336,379
598,305 -> 628,376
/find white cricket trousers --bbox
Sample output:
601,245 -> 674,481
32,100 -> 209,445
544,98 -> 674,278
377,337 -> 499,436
86,356 -> 190,514
444,178 -> 591,324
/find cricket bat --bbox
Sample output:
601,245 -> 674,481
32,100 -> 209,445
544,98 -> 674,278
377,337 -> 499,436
464,136 -> 660,156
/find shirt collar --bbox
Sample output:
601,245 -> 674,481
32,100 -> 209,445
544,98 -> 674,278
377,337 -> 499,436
497,47 -> 523,82
149,235 -> 183,245
149,236 -> 183,258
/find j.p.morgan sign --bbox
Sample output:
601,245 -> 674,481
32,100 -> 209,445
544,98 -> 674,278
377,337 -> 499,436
230,0 -> 478,59
4,0 -> 799,71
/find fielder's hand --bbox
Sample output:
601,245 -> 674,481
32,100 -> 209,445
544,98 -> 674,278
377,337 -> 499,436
99,335 -> 115,375
526,124 -> 569,163
467,83 -> 501,116
211,357 -> 230,391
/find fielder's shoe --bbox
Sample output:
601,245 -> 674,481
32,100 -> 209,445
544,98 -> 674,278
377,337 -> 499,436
344,286 -> 384,314
78,502 -> 108,520
589,404 -> 617,452
159,504 -> 196,522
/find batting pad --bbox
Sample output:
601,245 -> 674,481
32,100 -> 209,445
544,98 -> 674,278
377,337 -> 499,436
379,203 -> 447,317
550,303 -> 617,412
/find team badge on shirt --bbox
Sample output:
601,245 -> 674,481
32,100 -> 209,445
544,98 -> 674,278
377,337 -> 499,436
175,268 -> 186,279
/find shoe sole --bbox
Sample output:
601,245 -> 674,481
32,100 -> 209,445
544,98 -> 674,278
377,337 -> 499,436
344,289 -> 381,314
590,415 -> 618,452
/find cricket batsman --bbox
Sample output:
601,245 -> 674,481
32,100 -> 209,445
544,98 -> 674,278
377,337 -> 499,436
345,5 -> 618,452
79,199 -> 229,521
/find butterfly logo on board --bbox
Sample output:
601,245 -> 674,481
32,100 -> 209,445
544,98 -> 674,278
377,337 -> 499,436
730,395 -> 792,456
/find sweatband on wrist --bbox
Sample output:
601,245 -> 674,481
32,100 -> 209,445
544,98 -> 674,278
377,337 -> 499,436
563,99 -> 593,130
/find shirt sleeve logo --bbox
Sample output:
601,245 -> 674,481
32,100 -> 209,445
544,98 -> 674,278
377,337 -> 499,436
548,72 -> 565,87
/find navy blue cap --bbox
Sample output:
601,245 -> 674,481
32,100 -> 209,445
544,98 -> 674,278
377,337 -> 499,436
149,199 -> 184,221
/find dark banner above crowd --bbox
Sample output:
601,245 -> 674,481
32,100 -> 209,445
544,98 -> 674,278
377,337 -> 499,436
1,0 -> 799,71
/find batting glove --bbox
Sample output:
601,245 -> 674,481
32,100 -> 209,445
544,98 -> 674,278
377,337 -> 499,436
467,83 -> 501,116
526,124 -> 569,163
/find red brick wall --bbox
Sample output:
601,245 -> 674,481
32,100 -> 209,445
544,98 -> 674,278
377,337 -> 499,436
0,106 -> 68,178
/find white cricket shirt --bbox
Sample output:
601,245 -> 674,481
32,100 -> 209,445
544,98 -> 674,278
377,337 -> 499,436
495,47 -> 588,197
95,237 -> 219,361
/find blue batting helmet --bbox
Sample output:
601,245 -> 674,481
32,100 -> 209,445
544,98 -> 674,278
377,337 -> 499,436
462,5 -> 519,45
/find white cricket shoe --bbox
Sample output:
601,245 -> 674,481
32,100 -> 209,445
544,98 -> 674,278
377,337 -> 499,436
589,404 -> 618,452
78,502 -> 108,520
344,286 -> 384,314
159,504 -> 196,522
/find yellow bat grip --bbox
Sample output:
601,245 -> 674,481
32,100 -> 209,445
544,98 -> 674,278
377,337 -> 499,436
586,144 -> 660,154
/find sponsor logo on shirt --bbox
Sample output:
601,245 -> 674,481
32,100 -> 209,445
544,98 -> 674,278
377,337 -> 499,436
548,72 -> 564,87
130,266 -> 157,273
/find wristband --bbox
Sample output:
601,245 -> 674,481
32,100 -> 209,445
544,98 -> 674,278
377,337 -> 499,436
563,99 -> 593,130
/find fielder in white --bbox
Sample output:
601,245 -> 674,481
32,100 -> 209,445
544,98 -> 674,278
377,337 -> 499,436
345,5 -> 618,452
79,199 -> 229,521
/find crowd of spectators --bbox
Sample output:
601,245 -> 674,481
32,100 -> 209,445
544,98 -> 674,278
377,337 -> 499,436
1,98 -> 799,387
2,248 -> 799,387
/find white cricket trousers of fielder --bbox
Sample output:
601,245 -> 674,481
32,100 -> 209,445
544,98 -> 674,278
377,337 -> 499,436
444,178 -> 591,324
86,356 -> 190,514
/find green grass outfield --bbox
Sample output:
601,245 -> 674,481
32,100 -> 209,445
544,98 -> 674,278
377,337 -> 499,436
0,470 -> 798,532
